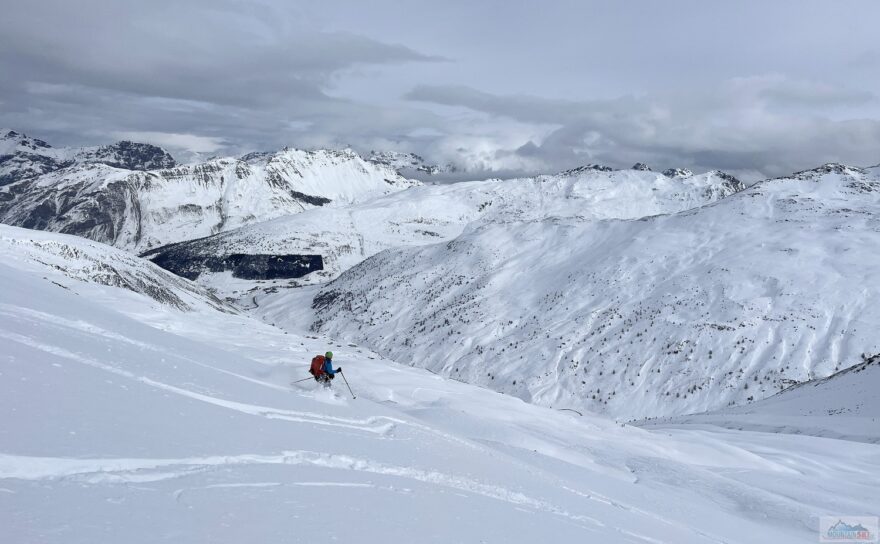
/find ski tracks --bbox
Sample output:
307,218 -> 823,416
0,450 -> 617,536
1,326 -> 493,452
0,329 -> 396,437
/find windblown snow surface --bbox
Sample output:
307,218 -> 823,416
309,164 -> 880,420
2,225 -> 878,542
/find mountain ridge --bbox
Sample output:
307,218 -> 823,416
141,166 -> 746,286
0,130 -> 419,252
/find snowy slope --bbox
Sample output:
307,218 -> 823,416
0,224 -> 231,313
309,163 -> 880,420
1,226 -> 878,543
0,130 -> 419,252
144,167 -> 744,286
641,354 -> 880,443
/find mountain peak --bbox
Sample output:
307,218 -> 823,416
662,167 -> 694,178
704,169 -> 741,182
791,162 -> 865,179
78,141 -> 177,171
632,162 -> 652,171
367,150 -> 443,176
1,128 -> 25,141
559,164 -> 613,176
0,128 -> 52,152
702,170 -> 746,192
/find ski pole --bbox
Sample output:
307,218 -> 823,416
339,371 -> 356,399
292,376 -> 313,384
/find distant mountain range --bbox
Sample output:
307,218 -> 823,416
0,129 -> 747,255
143,165 -> 745,283
0,129 -> 419,252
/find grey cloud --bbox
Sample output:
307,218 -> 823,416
2,0 -> 880,179
406,85 -> 586,125
0,0 -> 443,153
759,85 -> 874,109
406,79 -> 880,179
0,1 -> 439,108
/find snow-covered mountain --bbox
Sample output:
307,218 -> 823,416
308,163 -> 880,420
74,140 -> 178,171
1,129 -> 70,184
366,150 -> 455,177
0,130 -> 419,252
2,224 -> 877,543
662,167 -> 694,178
7,127 -> 876,428
0,129 -> 176,186
144,166 -> 744,285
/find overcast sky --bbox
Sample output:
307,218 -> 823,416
2,0 -> 879,180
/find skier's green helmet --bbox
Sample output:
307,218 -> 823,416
325,351 -> 333,359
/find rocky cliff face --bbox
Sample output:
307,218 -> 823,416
662,167 -> 694,178
76,141 -> 177,171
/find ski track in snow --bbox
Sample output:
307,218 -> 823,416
2,299 -> 506,454
1,323 -> 502,454
0,314 -> 729,542
0,302 -> 298,393
0,329 -> 396,437
0,450 -> 684,541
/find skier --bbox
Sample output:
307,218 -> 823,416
309,351 -> 342,386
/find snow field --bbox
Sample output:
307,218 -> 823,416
1,225 -> 878,542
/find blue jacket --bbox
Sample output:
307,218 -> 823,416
323,358 -> 337,376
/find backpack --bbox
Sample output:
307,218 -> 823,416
309,355 -> 326,378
